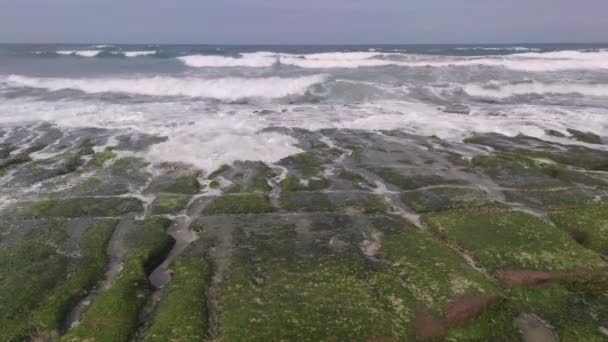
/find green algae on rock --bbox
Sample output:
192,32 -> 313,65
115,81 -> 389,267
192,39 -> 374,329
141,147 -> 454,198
550,206 -> 608,255
402,187 -> 498,213
141,248 -> 211,342
0,219 -> 118,341
203,194 -> 275,214
63,217 -> 175,342
423,208 -> 603,272
280,175 -> 329,192
149,194 -> 191,215
25,197 -> 144,218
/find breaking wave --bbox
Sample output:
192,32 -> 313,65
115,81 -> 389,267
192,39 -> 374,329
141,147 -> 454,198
6,74 -> 328,100
464,81 -> 608,98
54,50 -> 156,57
56,50 -> 103,57
179,50 -> 608,71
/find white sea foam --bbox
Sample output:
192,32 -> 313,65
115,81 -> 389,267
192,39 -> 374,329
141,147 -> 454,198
6,74 -> 328,100
179,50 -> 608,71
123,51 -> 156,57
56,50 -> 102,57
179,51 -> 399,69
56,50 -> 156,57
146,120 -> 303,172
0,95 -> 606,171
178,54 -> 277,67
454,46 -> 541,52
464,82 -> 608,98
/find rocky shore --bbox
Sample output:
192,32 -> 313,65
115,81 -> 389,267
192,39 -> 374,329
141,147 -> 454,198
1,123 -> 607,341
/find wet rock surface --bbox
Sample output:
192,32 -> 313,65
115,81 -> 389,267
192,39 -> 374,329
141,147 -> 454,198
1,123 -> 607,341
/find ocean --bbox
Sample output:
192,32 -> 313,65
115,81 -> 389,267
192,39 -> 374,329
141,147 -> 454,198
1,43 -> 608,172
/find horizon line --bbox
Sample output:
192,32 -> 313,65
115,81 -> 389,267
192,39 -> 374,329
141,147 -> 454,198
1,41 -> 608,46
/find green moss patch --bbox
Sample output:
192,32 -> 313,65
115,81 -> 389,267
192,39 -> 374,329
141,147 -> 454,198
208,164 -> 231,179
506,283 -> 608,341
402,187 -> 498,213
203,194 -> 275,214
85,149 -> 117,169
380,222 -> 498,313
208,180 -> 219,189
280,192 -> 334,212
218,220 -> 412,341
283,152 -> 325,177
243,162 -> 273,193
423,209 -> 602,272
0,219 -> 117,341
68,177 -> 130,197
374,167 -> 462,190
221,162 -> 273,194
445,299 -> 518,341
0,224 -> 71,341
142,249 -> 210,342
337,169 -> 375,189
505,188 -> 608,209
25,197 -> 143,218
160,176 -> 201,195
64,217 -> 174,342
550,206 -> 608,255
150,194 -> 191,215
280,175 -> 329,192
471,154 -> 563,189
108,157 -> 151,186
32,220 -> 118,336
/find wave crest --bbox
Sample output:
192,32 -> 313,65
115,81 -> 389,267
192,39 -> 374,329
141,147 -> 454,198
464,81 -> 608,98
179,50 -> 608,71
54,50 -> 156,58
6,74 -> 328,100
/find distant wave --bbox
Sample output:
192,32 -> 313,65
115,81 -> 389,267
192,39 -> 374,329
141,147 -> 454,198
454,46 -> 541,52
178,53 -> 277,68
56,50 -> 103,57
463,81 -> 608,98
179,51 -> 402,68
178,50 -> 608,71
88,44 -> 115,48
53,50 -> 156,57
123,51 -> 157,57
6,74 -> 328,100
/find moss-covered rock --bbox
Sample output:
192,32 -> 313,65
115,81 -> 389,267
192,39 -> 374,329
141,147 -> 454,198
403,187 -> 498,213
85,149 -> 117,168
374,167 -> 462,190
160,176 -> 201,195
63,217 -> 174,341
281,152 -> 325,177
423,208 -> 602,272
142,249 -> 210,342
280,192 -> 335,212
505,188 -> 608,209
25,197 -> 144,218
280,175 -> 329,192
0,219 -> 118,341
216,219 -> 411,341
208,164 -> 231,179
550,206 -> 608,255
203,194 -> 275,214
149,194 -> 191,215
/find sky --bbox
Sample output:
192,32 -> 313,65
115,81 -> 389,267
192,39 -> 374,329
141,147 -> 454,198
1,0 -> 607,44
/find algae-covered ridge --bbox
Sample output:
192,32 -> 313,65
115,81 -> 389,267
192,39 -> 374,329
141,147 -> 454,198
1,124 -> 608,341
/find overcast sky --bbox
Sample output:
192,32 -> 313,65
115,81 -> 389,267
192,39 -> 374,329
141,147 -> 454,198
1,0 -> 607,44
